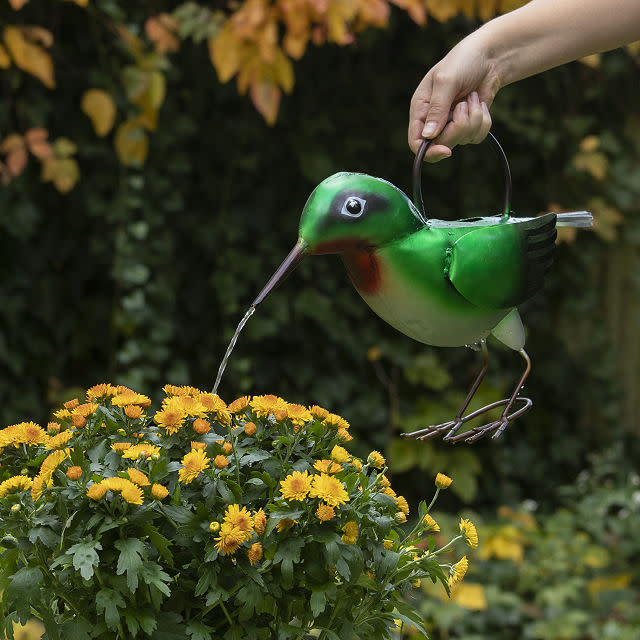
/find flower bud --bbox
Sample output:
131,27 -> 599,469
10,504 -> 20,512
435,473 -> 452,489
209,521 -> 220,532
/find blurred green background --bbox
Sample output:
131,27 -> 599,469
1,1 -> 639,638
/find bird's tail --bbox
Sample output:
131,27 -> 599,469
556,211 -> 593,228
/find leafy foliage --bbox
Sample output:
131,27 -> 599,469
0,385 -> 474,639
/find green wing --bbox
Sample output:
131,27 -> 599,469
448,213 -> 557,309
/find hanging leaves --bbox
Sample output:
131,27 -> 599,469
81,89 -> 117,137
3,25 -> 55,88
41,138 -> 80,193
145,14 -> 181,54
114,118 -> 149,167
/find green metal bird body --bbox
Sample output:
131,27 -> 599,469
251,166 -> 591,442
296,171 -> 559,352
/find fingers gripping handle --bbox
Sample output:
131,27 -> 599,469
412,131 -> 512,220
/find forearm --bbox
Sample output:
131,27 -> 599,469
475,0 -> 640,87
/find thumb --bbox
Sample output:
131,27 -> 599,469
421,74 -> 458,139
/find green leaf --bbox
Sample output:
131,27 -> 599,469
187,620 -> 214,640
115,538 -> 145,592
144,524 -> 174,567
60,618 -> 94,640
68,540 -> 102,580
310,588 -> 327,617
124,608 -> 158,637
273,537 -> 304,588
96,587 -> 126,630
141,560 -> 172,606
235,580 -> 264,620
6,566 -> 43,621
28,526 -> 59,548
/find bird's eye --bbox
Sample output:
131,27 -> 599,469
342,197 -> 366,217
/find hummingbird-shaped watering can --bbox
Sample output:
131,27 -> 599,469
252,134 -> 592,443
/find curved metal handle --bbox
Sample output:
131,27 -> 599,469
412,131 -> 512,220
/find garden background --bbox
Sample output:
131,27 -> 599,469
0,1 -> 639,638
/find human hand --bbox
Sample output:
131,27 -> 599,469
408,35 -> 499,162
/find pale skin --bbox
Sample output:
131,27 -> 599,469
409,0 -> 640,162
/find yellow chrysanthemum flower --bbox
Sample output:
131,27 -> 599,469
330,445 -> 350,464
316,503 -> 336,521
151,484 -> 169,500
337,428 -> 353,442
191,441 -> 207,451
111,392 -> 151,408
214,522 -> 245,556
72,402 -> 98,418
244,421 -> 257,436
127,468 -> 150,486
383,487 -> 397,499
396,495 -> 410,515
287,403 -> 312,426
154,406 -> 187,435
367,450 -> 385,469
435,473 -> 452,489
323,413 -> 350,431
309,473 -> 349,507
223,504 -> 254,535
86,383 -> 116,400
228,396 -> 250,414
309,405 -> 329,420
250,394 -> 289,418
449,556 -> 469,586
248,542 -> 263,566
86,482 -> 108,500
53,408 -> 72,420
314,459 -> 341,474
200,394 -> 232,425
0,475 -> 33,497
193,418 -> 211,434
350,458 -> 363,471
46,430 -> 74,449
38,449 -> 69,483
173,395 -> 207,418
422,514 -> 440,532
459,518 -> 479,549
178,449 -> 210,484
66,466 -> 82,481
213,454 -> 229,469
64,398 -> 79,410
280,470 -> 312,501
383,539 -> 394,550
121,443 -> 161,460
253,508 -> 267,536
111,442 -> 132,452
124,405 -> 144,420
342,521 -> 358,541
3,422 -> 50,448
46,421 -> 61,434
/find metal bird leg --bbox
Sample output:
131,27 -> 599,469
401,345 -> 532,444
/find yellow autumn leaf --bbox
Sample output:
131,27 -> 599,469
209,21 -> 243,83
325,0 -> 359,42
272,48 -> 294,93
573,150 -> 608,180
53,137 -> 78,157
145,14 -> 180,54
0,133 -> 27,176
4,25 -> 55,88
426,0 -> 463,23
0,43 -> 10,68
41,156 -> 80,193
8,0 -> 30,9
24,127 -> 52,159
114,118 -> 149,167
81,89 -> 117,137
589,197 -> 624,242
250,80 -> 281,125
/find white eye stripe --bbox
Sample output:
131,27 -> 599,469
341,196 -> 366,217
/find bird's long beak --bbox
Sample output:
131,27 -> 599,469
252,239 -> 309,307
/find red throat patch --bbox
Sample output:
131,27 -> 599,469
342,251 -> 382,295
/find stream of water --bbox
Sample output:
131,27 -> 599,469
212,305 -> 256,395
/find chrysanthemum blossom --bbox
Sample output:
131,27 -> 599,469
342,521 -> 358,544
66,466 -> 82,481
223,504 -> 253,536
127,468 -> 150,486
422,514 -> 440,532
228,396 -> 250,414
124,405 -> 144,420
323,413 -> 350,431
47,430 -> 74,449
367,450 -> 385,469
151,483 -> 169,500
314,459 -> 341,474
193,418 -> 211,434
309,473 -> 349,507
459,518 -> 479,548
435,473 -> 452,489
330,445 -> 350,464
248,542 -> 263,566
276,518 -> 296,532
214,523 -> 245,556
280,470 -> 312,501
0,475 -> 33,497
316,503 -> 335,521
154,406 -> 187,435
250,394 -> 288,418
309,405 -> 329,420
396,495 -> 410,515
287,403 -> 312,427
213,454 -> 229,469
449,556 -> 469,586
253,508 -> 267,536
243,421 -> 257,436
121,443 -> 160,460
178,449 -> 211,484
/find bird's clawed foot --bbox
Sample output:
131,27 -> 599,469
401,396 -> 532,444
